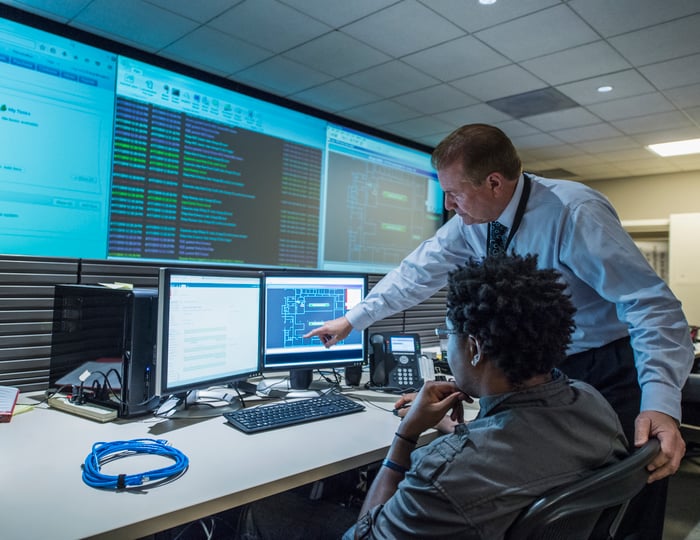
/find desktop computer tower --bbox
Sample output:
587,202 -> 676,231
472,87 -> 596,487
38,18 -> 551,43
49,284 -> 159,418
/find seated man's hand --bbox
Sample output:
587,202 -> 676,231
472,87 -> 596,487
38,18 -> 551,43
398,381 -> 471,439
394,389 -> 473,434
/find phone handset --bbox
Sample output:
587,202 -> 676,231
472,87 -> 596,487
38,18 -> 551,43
370,333 -> 426,390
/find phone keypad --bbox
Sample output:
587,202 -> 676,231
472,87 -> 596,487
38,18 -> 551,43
394,367 -> 416,387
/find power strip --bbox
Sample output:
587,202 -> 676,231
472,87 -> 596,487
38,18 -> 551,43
48,395 -> 118,423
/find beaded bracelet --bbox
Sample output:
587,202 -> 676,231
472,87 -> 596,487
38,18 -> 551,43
382,458 -> 408,474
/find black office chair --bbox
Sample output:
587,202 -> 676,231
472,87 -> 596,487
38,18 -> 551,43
505,438 -> 660,540
681,373 -> 700,459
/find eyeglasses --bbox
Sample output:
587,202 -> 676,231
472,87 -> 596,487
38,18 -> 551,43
435,327 -> 458,339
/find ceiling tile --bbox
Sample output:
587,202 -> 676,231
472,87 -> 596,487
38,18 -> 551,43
283,31 -> 390,78
521,41 -> 631,86
597,147 -> 661,163
451,64 -> 546,101
144,0 -> 237,23
611,111 -> 694,135
665,84 -> 700,109
615,160 -> 682,175
434,103 -> 512,128
161,26 -> 271,76
209,0 -> 331,53
573,136 -> 639,153
233,56 -> 332,96
685,106 -> 700,122
610,14 -> 700,66
402,35 -> 510,82
555,70 -> 656,105
426,0 -> 560,33
568,0 -> 700,37
631,126 -> 700,145
392,84 -> 477,115
524,107 -> 601,131
551,123 -> 624,143
475,5 -> 598,62
511,132 -> 562,149
343,60 -> 438,98
291,80 -> 381,113
342,0 -> 464,57
279,0 -> 397,27
71,0 -> 199,52
416,130 -> 454,147
570,163 -> 628,179
3,0 -> 92,21
640,53 -> 700,91
383,115 -> 456,139
341,99 -> 422,126
668,154 -> 700,171
586,93 -> 676,122
493,119 -> 542,138
522,144 -> 585,160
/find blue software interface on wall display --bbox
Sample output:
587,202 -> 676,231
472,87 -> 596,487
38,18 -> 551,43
0,13 -> 443,272
322,125 -> 443,274
111,57 -> 326,268
0,17 -> 117,257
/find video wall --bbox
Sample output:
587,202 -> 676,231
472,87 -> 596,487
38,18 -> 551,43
0,12 -> 444,274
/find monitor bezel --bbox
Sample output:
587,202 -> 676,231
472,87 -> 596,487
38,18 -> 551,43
156,266 -> 264,398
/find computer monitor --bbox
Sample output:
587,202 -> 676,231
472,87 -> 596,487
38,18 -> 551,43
156,267 -> 263,415
263,271 -> 367,389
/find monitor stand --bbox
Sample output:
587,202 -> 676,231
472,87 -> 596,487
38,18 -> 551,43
289,369 -> 313,390
168,389 -> 244,419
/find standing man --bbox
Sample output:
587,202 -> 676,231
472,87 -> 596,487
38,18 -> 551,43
306,124 -> 693,539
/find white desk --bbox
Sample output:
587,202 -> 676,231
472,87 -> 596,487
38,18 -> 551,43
0,391 -> 479,539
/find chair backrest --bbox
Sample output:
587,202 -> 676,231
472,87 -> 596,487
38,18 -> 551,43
505,438 -> 660,540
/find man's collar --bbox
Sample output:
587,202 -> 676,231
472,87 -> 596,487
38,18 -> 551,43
494,173 -> 524,229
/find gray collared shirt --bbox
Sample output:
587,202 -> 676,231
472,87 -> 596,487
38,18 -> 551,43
353,372 -> 628,539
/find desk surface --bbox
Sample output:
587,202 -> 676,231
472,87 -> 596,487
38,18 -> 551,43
1,390 -> 479,540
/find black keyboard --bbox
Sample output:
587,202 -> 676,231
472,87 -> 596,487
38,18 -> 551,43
223,392 -> 365,434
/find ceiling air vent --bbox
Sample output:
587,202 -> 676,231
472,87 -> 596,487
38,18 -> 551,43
487,87 -> 578,118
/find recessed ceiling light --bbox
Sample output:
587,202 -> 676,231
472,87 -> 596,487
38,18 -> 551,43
597,85 -> 613,93
647,138 -> 700,157
479,0 -> 497,4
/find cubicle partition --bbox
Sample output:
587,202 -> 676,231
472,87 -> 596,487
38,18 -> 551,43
0,255 -> 445,391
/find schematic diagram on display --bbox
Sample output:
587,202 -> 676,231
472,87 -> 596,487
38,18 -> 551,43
276,287 -> 347,348
265,284 -> 362,350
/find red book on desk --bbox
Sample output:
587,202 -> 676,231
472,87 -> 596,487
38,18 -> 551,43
0,385 -> 20,422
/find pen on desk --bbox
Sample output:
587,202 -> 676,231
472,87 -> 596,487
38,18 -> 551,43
392,403 -> 411,416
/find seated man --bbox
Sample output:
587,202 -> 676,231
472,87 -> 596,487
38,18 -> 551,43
346,253 -> 629,539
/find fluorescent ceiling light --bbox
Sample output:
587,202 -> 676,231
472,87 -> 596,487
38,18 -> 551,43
647,138 -> 700,157
597,85 -> 613,93
479,0 -> 497,4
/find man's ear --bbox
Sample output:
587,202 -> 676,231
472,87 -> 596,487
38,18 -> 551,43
486,172 -> 505,192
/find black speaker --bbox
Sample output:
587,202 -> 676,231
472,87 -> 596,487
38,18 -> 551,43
344,365 -> 362,386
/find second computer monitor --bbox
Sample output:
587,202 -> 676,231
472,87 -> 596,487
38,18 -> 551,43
156,267 -> 264,401
263,271 -> 367,389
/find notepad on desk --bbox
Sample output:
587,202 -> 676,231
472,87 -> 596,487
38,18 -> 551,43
0,385 -> 20,422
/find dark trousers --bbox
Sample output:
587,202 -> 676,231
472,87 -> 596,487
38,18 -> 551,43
562,337 -> 667,540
